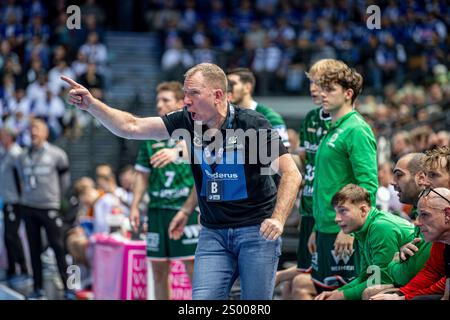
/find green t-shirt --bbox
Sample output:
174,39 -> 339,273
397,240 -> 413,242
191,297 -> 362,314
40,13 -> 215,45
338,208 -> 430,300
313,110 -> 378,233
298,107 -> 331,216
135,139 -> 194,210
255,103 -> 290,147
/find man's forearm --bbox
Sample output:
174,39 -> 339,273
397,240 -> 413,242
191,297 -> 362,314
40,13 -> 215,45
272,168 -> 301,225
87,98 -> 168,140
180,187 -> 198,215
131,171 -> 149,210
60,171 -> 71,196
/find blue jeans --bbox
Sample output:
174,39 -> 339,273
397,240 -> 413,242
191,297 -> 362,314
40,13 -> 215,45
192,224 -> 282,300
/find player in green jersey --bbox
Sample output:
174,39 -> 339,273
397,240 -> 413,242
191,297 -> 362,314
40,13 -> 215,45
315,184 -> 429,300
309,60 -> 377,296
282,60 -> 377,299
130,81 -> 199,300
226,68 -> 290,148
276,60 -> 333,299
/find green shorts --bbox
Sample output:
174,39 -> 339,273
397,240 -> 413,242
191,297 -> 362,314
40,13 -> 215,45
146,208 -> 199,260
296,215 -> 315,271
311,231 -> 359,291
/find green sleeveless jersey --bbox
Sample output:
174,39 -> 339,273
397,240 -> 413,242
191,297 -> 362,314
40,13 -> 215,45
135,139 -> 194,210
298,107 -> 331,216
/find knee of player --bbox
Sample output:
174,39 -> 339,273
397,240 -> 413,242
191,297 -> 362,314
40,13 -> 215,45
291,273 -> 313,289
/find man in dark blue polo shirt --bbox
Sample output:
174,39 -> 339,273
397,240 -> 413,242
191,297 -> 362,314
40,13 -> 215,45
62,63 -> 302,300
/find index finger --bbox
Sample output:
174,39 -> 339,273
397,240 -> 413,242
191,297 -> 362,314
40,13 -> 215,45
61,75 -> 81,88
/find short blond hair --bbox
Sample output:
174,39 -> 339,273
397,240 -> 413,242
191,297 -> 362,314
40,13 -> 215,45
307,59 -> 348,80
424,146 -> 450,173
185,63 -> 228,93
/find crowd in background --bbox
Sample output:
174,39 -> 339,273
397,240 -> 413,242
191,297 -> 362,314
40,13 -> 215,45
151,0 -> 450,94
0,0 -> 108,146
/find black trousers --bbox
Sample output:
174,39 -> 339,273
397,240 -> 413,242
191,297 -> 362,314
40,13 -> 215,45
3,203 -> 28,276
22,206 -> 68,291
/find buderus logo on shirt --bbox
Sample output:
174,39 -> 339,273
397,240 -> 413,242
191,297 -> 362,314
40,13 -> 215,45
194,148 -> 248,201
204,170 -> 238,180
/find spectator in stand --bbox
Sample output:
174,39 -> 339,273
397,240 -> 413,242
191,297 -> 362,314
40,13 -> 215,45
0,12 -> 24,48
252,35 -> 282,95
75,14 -> 105,49
377,162 -> 402,215
375,34 -> 407,88
72,51 -> 89,78
95,163 -> 130,216
23,0 -> 47,21
161,37 -> 194,82
78,62 -> 104,99
1,57 -> 22,85
1,0 -> 23,23
179,0 -> 199,33
411,126 -> 434,153
48,60 -> 76,95
310,37 -> 337,63
151,0 -> 180,32
430,131 -> 450,148
244,21 -> 266,50
52,45 -> 68,67
26,71 -> 48,111
33,89 -> 65,140
73,175 -> 121,236
117,165 -> 138,210
24,35 -> 49,69
192,37 -> 216,65
1,73 -> 16,104
79,31 -> 108,74
7,87 -> 30,118
0,39 -> 21,74
391,131 -> 415,163
232,0 -> 255,34
24,14 -> 50,43
51,11 -> 70,47
24,56 -> 45,86
360,35 -> 382,94
81,0 -> 106,26
3,106 -> 31,147
206,0 -> 226,29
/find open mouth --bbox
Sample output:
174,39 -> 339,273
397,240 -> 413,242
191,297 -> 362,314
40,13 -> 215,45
190,111 -> 198,120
